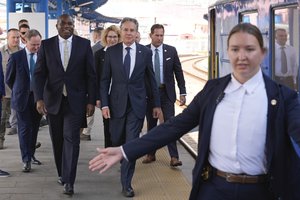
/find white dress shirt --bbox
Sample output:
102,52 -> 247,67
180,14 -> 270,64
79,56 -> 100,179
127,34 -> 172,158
150,44 -> 164,84
123,43 -> 136,78
274,43 -> 298,83
209,69 -> 268,175
25,48 -> 36,79
58,35 -> 72,68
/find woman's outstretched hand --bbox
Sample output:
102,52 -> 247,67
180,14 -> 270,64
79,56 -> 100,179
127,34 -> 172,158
89,147 -> 124,174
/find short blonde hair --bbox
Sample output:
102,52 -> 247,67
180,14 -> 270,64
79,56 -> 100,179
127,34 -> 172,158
101,25 -> 121,47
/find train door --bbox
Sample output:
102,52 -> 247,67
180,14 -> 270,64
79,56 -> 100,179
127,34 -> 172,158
208,8 -> 218,79
271,3 -> 299,91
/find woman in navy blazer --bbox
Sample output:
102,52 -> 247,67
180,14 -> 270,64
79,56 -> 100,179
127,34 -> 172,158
90,23 -> 300,200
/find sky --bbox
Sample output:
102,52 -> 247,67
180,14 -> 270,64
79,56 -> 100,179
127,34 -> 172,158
96,0 -> 211,35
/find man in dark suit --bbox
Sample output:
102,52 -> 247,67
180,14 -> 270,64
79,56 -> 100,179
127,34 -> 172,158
143,24 -> 186,166
6,29 -> 42,172
100,17 -> 161,197
90,23 -> 300,200
33,14 -> 96,195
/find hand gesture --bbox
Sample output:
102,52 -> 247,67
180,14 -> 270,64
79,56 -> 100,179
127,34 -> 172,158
89,147 -> 124,174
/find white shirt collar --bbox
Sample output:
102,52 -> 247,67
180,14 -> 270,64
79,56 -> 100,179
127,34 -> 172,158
150,44 -> 162,52
58,35 -> 73,43
123,42 -> 136,51
226,69 -> 263,94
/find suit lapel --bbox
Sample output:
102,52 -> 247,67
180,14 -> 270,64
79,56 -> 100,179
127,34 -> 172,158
115,43 -> 127,79
162,44 -> 167,78
130,43 -> 141,80
263,75 -> 280,170
21,49 -> 30,78
68,35 -> 78,71
54,36 -> 64,69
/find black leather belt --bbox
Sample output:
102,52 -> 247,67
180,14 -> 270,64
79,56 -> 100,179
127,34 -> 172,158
216,169 -> 267,184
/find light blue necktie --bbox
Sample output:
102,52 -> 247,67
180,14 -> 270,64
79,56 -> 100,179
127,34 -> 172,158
154,48 -> 161,86
124,47 -> 131,78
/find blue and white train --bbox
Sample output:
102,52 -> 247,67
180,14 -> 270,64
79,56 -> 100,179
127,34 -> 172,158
207,0 -> 299,91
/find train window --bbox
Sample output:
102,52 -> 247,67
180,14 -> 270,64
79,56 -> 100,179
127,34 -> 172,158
273,6 -> 299,91
240,12 -> 258,26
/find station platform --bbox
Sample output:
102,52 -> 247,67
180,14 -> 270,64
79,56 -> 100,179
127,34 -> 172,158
0,109 -> 195,200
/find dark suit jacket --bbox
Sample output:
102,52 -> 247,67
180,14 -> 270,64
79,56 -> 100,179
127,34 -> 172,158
146,44 -> 186,103
34,35 -> 96,115
123,73 -> 300,199
6,49 -> 32,111
0,53 -> 5,97
94,47 -> 105,100
100,42 -> 160,119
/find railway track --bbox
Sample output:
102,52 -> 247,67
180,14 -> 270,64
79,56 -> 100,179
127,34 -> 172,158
174,55 -> 209,158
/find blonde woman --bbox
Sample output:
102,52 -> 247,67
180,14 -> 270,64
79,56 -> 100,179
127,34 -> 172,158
94,25 -> 121,147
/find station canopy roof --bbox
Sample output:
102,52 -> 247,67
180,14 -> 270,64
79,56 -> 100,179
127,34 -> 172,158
49,0 -> 121,24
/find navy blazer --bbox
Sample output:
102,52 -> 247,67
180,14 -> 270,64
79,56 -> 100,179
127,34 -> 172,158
6,49 -> 31,112
33,35 -> 96,115
0,53 -> 5,97
123,73 -> 300,199
146,44 -> 186,103
100,42 -> 160,119
94,47 -> 105,100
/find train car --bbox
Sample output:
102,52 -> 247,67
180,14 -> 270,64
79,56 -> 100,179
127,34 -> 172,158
207,0 -> 299,91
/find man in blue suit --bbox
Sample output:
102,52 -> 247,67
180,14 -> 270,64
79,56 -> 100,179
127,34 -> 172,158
6,29 -> 42,173
143,24 -> 186,166
33,14 -> 96,195
90,23 -> 300,199
100,17 -> 161,197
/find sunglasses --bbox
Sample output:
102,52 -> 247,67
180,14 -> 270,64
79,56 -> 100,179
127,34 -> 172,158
20,32 -> 26,35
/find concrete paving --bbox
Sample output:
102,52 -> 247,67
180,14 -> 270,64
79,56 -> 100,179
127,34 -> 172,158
0,109 -> 195,200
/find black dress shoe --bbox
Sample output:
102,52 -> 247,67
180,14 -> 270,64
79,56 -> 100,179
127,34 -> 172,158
57,177 -> 64,185
35,142 -> 41,149
122,187 -> 135,197
22,162 -> 31,172
63,183 -> 74,195
31,156 -> 42,165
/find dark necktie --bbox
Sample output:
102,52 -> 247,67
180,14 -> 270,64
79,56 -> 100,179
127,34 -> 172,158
29,53 -> 35,80
280,46 -> 287,74
154,48 -> 160,86
124,47 -> 131,78
29,53 -> 35,90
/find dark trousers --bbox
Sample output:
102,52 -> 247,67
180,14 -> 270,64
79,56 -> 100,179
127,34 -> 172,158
110,103 -> 143,189
48,96 -> 83,185
197,175 -> 272,200
16,93 -> 42,162
146,88 -> 179,158
103,118 -> 111,148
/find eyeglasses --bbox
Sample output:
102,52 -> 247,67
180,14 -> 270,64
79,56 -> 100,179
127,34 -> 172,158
20,32 -> 26,35
107,35 -> 118,39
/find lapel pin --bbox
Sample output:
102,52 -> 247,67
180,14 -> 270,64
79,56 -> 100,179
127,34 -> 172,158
139,50 -> 141,53
271,99 -> 277,106
164,49 -> 167,52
